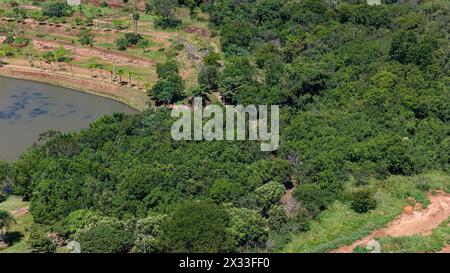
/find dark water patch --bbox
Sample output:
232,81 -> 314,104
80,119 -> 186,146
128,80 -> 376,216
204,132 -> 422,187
0,76 -> 137,160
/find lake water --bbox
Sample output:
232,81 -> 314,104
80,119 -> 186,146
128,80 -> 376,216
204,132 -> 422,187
0,76 -> 137,160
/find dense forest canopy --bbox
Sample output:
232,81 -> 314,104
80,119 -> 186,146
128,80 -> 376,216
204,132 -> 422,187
1,0 -> 449,252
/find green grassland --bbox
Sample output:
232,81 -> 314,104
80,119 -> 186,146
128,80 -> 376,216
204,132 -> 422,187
0,196 -> 33,253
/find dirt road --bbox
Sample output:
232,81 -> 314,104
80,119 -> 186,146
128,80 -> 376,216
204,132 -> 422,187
332,190 -> 450,253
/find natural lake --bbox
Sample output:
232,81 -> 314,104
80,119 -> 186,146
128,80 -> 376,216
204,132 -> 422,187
0,76 -> 137,160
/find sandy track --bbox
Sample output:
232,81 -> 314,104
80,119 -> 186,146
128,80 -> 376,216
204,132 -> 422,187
11,207 -> 29,218
439,245 -> 450,253
332,190 -> 450,253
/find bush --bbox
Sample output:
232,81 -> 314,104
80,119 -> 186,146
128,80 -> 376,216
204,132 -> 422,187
198,65 -> 220,91
350,189 -> 377,213
255,181 -> 285,210
155,16 -> 181,29
116,33 -> 143,50
156,60 -> 179,78
29,225 -> 56,253
116,37 -> 129,51
124,32 -> 143,45
292,183 -> 328,217
291,208 -> 311,232
268,205 -> 287,231
415,180 -> 430,192
78,29 -> 94,46
60,209 -> 102,237
42,1 -> 71,18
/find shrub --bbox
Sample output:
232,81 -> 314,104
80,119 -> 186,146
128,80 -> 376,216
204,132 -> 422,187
155,16 -> 181,29
415,180 -> 430,192
124,32 -> 143,45
203,51 -> 221,67
198,65 -> 220,91
29,225 -> 56,253
78,29 -> 94,46
116,33 -> 143,50
350,189 -> 377,213
116,37 -> 129,51
268,205 -> 287,231
255,181 -> 285,210
156,60 -> 179,78
42,1 -> 71,18
293,183 -> 328,217
291,208 -> 311,232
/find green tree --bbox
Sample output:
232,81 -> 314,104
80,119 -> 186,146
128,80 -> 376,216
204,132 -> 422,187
198,65 -> 220,92
132,214 -> 167,253
78,29 -> 95,46
79,220 -> 134,253
42,1 -> 71,18
0,210 -> 14,243
132,11 -> 140,33
210,179 -> 242,203
43,51 -> 55,72
161,201 -> 233,253
225,206 -> 268,248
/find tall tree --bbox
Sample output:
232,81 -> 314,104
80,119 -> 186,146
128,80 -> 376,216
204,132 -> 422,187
0,210 -> 14,243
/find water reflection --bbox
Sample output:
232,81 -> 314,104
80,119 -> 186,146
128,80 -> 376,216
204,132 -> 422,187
0,76 -> 137,160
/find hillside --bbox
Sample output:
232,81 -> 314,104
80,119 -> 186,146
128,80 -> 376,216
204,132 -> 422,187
0,0 -> 449,253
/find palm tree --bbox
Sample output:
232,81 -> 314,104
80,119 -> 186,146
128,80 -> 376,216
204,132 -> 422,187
135,75 -> 142,90
109,64 -> 115,83
61,49 -> 74,75
13,7 -> 26,34
97,64 -> 105,79
116,68 -> 125,84
88,63 -> 97,78
67,58 -> 74,75
127,71 -> 135,87
43,51 -> 55,72
132,11 -> 140,33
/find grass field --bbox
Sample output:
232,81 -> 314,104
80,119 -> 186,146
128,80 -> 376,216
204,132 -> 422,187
0,196 -> 33,253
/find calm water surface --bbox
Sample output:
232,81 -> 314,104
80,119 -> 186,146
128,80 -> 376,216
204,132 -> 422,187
0,76 -> 137,160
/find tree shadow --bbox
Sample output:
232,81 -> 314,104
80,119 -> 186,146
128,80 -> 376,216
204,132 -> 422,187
5,231 -> 24,245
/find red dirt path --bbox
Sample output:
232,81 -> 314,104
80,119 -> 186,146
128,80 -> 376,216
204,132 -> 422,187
332,190 -> 450,253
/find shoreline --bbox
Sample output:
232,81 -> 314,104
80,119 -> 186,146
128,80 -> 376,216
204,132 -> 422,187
0,65 -> 148,112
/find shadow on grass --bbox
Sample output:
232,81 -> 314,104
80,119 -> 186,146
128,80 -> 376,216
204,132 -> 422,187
5,231 -> 24,245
